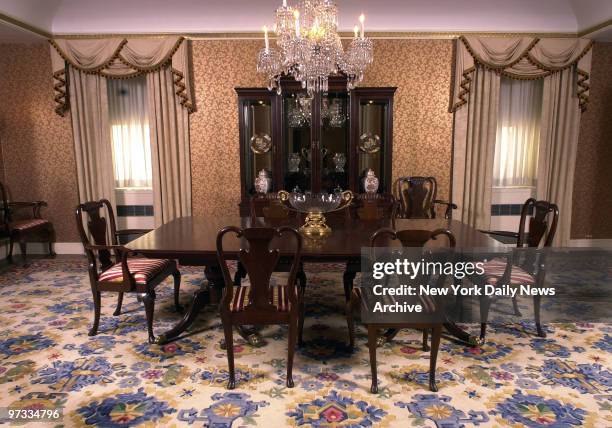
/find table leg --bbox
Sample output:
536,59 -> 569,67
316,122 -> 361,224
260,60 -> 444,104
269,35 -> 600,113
156,265 -> 223,345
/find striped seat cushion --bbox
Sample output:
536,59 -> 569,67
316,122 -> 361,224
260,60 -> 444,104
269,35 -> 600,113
9,218 -> 50,231
482,257 -> 534,285
98,259 -> 175,284
229,285 -> 297,312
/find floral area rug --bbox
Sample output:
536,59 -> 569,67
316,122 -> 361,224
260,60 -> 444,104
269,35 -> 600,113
0,259 -> 611,427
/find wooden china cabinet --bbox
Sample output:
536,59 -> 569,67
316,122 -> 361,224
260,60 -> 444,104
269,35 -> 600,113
236,76 -> 396,215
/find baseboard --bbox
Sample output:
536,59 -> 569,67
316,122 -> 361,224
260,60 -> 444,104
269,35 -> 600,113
568,239 -> 612,248
0,242 -> 84,259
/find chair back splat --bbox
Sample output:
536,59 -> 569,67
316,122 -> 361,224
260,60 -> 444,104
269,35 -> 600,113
75,199 -> 117,271
393,176 -> 456,219
517,198 -> 559,248
217,226 -> 302,312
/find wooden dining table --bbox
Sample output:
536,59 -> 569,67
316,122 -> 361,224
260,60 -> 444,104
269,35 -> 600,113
127,215 -> 503,345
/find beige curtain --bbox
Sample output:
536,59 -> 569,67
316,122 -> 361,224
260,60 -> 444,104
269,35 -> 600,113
452,67 -> 500,229
450,37 -> 592,113
68,68 -> 116,208
50,37 -> 195,115
49,37 -> 195,226
537,68 -> 581,246
494,77 -> 543,187
451,37 -> 592,244
148,68 -> 192,225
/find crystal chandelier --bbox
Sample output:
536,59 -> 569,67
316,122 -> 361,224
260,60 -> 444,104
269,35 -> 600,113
257,0 -> 373,95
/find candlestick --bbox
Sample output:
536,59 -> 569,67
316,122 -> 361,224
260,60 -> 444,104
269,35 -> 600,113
294,10 -> 300,37
263,25 -> 269,51
359,14 -> 365,38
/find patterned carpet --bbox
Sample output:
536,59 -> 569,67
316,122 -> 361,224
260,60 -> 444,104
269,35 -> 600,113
0,259 -> 611,427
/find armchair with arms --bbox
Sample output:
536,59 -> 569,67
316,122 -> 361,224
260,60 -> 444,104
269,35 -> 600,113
0,181 -> 55,266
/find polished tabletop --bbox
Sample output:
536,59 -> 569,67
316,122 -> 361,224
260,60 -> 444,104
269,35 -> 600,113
127,216 -> 502,264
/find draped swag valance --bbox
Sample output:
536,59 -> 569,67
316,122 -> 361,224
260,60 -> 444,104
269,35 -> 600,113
450,36 -> 593,112
49,36 -> 195,115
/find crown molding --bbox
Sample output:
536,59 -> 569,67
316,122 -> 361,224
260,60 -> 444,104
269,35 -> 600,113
578,18 -> 612,38
49,30 -> 580,40
3,11 -> 609,42
0,11 -> 51,39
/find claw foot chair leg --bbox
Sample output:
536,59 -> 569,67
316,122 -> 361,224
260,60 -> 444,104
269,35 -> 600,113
142,291 -> 156,344
89,290 -> 101,336
367,326 -> 378,393
113,292 -> 124,316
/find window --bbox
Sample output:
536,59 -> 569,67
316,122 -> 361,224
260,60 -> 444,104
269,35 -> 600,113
493,77 -> 543,188
108,76 -> 152,188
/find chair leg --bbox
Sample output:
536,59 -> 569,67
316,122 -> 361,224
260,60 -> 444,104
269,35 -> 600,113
479,296 -> 491,341
298,298 -> 305,347
19,241 -> 27,266
142,291 -> 156,344
7,238 -> 14,262
429,325 -> 442,392
47,226 -> 56,257
113,292 -> 124,316
343,268 -> 356,302
512,296 -> 522,316
534,295 -> 546,337
422,329 -> 430,351
172,270 -> 183,312
367,325 -> 378,393
287,316 -> 297,388
222,318 -> 236,389
346,297 -> 355,350
88,289 -> 101,336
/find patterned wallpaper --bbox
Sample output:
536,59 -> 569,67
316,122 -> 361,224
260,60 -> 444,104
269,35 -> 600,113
0,39 -> 609,241
189,39 -> 454,218
571,42 -> 612,239
0,43 -> 79,241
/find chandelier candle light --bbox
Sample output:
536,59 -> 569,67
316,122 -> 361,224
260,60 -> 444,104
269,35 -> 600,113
257,0 -> 374,95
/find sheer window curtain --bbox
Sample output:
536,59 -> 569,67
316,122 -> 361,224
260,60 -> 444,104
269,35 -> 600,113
108,76 -> 152,188
493,77 -> 543,188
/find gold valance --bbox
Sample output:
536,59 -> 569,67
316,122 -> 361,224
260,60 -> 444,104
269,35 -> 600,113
450,36 -> 593,112
49,36 -> 195,116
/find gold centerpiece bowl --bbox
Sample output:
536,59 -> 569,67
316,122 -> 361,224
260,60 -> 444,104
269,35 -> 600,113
278,190 -> 353,237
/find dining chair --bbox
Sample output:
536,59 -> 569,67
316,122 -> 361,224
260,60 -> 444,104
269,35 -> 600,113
75,199 -> 182,344
1,181 -> 56,266
476,198 -> 559,339
347,227 -> 456,393
342,192 -> 398,302
217,225 -> 303,389
393,176 -> 457,219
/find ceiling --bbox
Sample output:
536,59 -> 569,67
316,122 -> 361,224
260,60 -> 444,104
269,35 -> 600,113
0,0 -> 611,41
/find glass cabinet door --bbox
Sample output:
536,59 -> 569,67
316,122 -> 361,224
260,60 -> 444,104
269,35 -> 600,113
242,99 -> 273,194
320,92 -> 349,193
358,99 -> 390,193
283,93 -> 312,192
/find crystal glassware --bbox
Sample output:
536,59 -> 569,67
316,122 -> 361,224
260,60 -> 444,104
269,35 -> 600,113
278,190 -> 353,236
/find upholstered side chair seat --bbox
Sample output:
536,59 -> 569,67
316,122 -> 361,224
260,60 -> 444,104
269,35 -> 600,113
481,257 -> 535,285
98,259 -> 177,285
9,218 -> 51,232
229,285 -> 300,312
